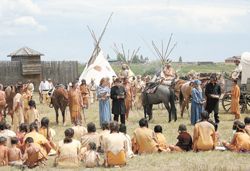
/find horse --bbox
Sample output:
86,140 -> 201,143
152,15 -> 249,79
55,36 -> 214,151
4,85 -> 16,123
141,84 -> 177,122
179,81 -> 193,117
50,86 -> 68,125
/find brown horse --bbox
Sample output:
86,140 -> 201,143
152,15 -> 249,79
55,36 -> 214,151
4,85 -> 16,123
51,86 -> 68,125
179,81 -> 193,117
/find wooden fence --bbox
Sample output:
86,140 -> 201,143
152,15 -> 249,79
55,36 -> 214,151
0,61 -> 78,90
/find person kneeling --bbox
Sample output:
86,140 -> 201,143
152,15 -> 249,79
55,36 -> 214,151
103,121 -> 127,167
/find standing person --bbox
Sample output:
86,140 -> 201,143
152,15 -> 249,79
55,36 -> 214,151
26,80 -> 34,98
68,82 -> 83,125
110,78 -> 126,124
22,85 -> 32,124
13,84 -> 24,132
27,100 -> 39,125
193,111 -> 216,152
231,79 -> 241,119
191,80 -> 205,125
205,75 -> 221,125
80,79 -> 90,109
97,78 -> 111,127
123,77 -> 133,120
0,84 -> 6,122
38,79 -> 50,104
89,79 -> 97,104
134,75 -> 145,110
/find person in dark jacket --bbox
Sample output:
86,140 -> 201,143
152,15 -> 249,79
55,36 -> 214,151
205,75 -> 221,124
169,124 -> 193,152
110,78 -> 126,124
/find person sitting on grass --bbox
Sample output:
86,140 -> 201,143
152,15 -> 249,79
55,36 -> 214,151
24,122 -> 51,160
99,122 -> 110,153
71,120 -> 87,141
82,142 -> 100,168
39,117 -> 57,155
154,125 -> 169,152
193,111 -> 216,152
119,124 -> 134,158
55,128 -> 81,168
244,117 -> 250,136
81,122 -> 100,153
103,121 -> 127,167
169,124 -> 192,152
16,123 -> 28,153
8,137 -> 23,166
222,121 -> 250,152
23,137 -> 45,168
132,118 -> 159,154
0,136 -> 8,166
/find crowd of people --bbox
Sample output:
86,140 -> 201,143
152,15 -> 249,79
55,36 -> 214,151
0,60 -> 250,169
0,114 -> 249,169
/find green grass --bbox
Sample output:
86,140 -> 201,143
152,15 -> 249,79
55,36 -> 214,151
78,62 -> 235,77
4,93 -> 250,171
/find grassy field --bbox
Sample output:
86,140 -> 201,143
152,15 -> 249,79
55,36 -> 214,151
4,93 -> 250,171
78,61 -> 235,76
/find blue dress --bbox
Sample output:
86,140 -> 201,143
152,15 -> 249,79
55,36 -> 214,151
191,88 -> 203,125
97,86 -> 111,126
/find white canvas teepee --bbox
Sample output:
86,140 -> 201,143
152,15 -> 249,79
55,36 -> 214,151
79,49 -> 116,85
241,52 -> 250,84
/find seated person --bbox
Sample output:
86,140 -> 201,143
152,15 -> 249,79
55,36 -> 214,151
24,122 -> 52,159
0,136 -> 8,166
160,63 -> 176,81
132,118 -> 159,154
103,121 -> 127,167
81,122 -> 100,152
16,123 -> 28,153
39,117 -> 57,155
23,137 -> 45,168
193,112 -> 216,152
119,124 -> 134,158
99,122 -> 110,153
83,142 -> 100,168
8,137 -> 23,166
154,125 -> 169,152
169,124 -> 192,152
244,117 -> 250,136
0,121 -> 16,148
222,121 -> 250,152
55,128 -> 81,168
72,121 -> 87,141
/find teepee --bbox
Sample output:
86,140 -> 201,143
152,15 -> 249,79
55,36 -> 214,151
112,43 -> 140,77
79,13 -> 116,85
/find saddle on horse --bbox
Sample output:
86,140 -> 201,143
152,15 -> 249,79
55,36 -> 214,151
144,82 -> 160,94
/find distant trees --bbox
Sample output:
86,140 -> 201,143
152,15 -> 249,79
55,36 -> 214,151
178,56 -> 183,63
116,53 -> 148,64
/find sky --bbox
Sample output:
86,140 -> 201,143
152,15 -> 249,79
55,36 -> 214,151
0,0 -> 250,62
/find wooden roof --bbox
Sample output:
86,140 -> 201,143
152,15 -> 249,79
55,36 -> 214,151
8,47 -> 44,57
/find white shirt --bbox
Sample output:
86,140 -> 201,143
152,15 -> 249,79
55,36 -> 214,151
39,81 -> 50,92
